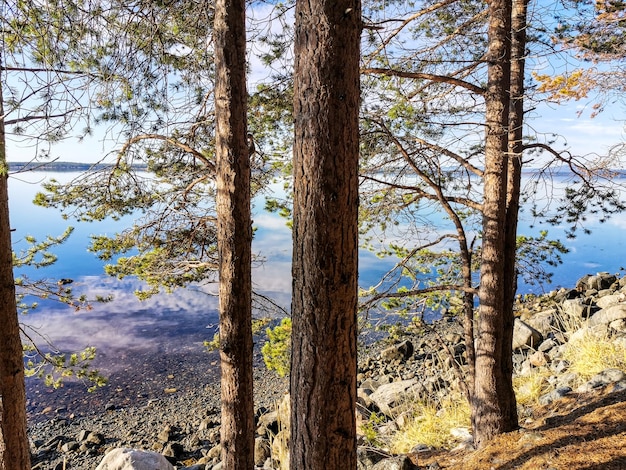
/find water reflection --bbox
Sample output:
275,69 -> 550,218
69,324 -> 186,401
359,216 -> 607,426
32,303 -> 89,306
11,170 -> 626,419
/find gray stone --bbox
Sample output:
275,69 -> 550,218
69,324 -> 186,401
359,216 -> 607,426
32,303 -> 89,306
369,379 -> 423,416
206,443 -> 221,460
163,442 -> 184,459
597,289 -> 615,298
450,427 -> 472,443
381,340 -> 414,362
526,309 -> 557,337
554,288 -> 581,301
556,372 -> 578,389
568,325 -> 609,343
610,319 -> 626,332
562,299 -> 596,318
61,441 -> 79,453
589,304 -> 626,327
371,455 -> 417,470
86,431 -> 105,445
157,425 -> 173,443
578,369 -> 626,393
549,360 -> 570,375
528,350 -> 549,367
512,318 -> 542,350
538,338 -> 557,353
607,380 -> 626,393
538,387 -> 572,405
95,448 -> 175,470
579,273 -> 617,291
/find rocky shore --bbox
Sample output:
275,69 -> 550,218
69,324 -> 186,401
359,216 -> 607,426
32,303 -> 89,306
27,272 -> 626,469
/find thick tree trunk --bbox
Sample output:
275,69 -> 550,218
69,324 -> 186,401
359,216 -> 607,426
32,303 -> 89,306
290,1 -> 361,468
0,82 -> 31,469
214,0 -> 254,468
473,0 -> 515,448
500,0 -> 530,431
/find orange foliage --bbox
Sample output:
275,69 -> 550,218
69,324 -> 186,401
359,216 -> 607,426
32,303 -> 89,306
532,69 -> 596,102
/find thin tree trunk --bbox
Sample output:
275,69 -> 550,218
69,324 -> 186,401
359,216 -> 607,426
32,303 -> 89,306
0,78 -> 31,469
473,0 -> 514,448
214,0 -> 254,467
290,0 -> 361,468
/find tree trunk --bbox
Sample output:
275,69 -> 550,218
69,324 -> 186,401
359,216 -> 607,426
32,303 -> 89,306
473,0 -> 515,448
214,0 -> 254,468
500,0 -> 530,431
290,0 -> 361,468
0,80 -> 31,469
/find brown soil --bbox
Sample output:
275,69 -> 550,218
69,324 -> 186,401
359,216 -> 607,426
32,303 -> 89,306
413,384 -> 626,469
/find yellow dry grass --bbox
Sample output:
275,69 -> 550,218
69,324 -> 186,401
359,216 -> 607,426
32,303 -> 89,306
513,370 -> 552,407
563,330 -> 626,381
389,397 -> 471,453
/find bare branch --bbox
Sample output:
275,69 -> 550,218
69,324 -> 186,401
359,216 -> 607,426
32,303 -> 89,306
362,67 -> 485,95
365,283 -> 477,305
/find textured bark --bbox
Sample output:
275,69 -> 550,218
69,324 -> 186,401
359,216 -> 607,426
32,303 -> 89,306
0,81 -> 31,469
500,0 -> 529,431
473,0 -> 515,448
214,0 -> 254,468
290,0 -> 361,468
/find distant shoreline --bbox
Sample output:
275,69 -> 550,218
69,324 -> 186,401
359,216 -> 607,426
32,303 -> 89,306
8,161 -> 148,172
9,161 -> 626,178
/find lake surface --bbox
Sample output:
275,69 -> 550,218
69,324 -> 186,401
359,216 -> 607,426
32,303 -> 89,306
10,170 -> 626,418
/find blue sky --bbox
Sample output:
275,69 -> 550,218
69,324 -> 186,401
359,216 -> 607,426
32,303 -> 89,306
6,96 -> 623,166
4,0 -> 625,166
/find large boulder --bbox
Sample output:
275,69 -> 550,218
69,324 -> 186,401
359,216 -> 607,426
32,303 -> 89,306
576,273 -> 617,292
525,309 -> 557,338
588,304 -> 626,327
369,379 -> 423,416
561,299 -> 597,318
596,294 -> 625,309
95,448 -> 174,470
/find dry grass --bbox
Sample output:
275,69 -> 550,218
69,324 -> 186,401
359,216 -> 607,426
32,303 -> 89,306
413,384 -> 626,469
389,396 -> 471,453
513,370 -> 552,407
563,329 -> 626,381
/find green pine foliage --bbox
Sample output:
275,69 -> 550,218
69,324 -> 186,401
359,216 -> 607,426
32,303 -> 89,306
261,318 -> 292,378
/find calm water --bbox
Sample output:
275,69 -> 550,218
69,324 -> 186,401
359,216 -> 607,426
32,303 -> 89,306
10,170 -> 626,416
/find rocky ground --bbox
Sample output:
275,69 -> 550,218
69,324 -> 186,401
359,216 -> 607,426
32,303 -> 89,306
27,271 -> 626,469
27,347 -> 290,469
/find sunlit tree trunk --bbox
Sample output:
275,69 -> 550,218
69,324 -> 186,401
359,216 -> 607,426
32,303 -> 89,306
0,75 -> 31,470
500,0 -> 530,431
473,0 -> 517,448
290,0 -> 361,468
214,0 -> 254,467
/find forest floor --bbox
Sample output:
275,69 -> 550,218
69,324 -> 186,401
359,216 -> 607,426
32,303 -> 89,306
414,384 -> 626,469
